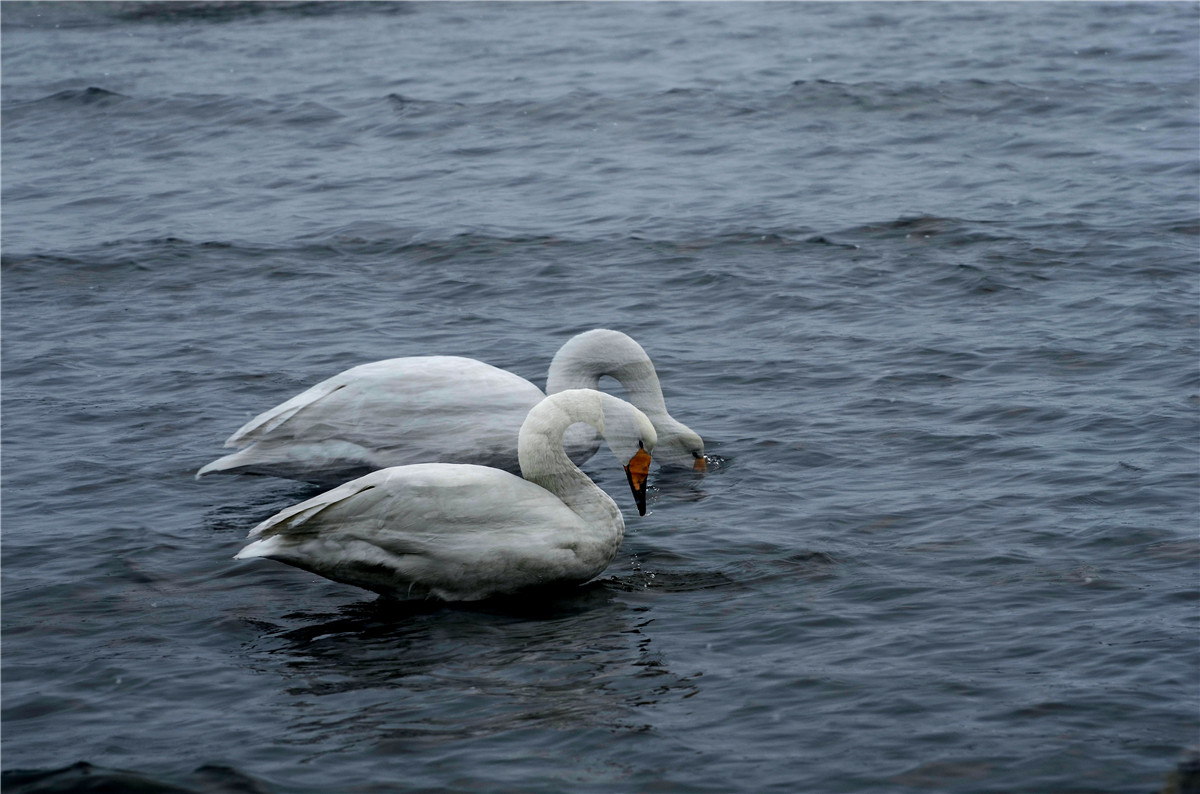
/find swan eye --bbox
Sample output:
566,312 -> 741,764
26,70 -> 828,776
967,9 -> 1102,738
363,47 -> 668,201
637,440 -> 644,449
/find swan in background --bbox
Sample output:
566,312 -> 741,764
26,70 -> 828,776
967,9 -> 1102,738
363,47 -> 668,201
234,389 -> 656,601
197,329 -> 704,485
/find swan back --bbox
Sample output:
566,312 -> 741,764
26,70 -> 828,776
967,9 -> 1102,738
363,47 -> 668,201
237,463 -> 603,601
197,356 -> 545,483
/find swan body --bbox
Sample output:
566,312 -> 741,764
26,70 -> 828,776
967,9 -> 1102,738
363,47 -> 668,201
234,389 -> 656,601
198,329 -> 703,485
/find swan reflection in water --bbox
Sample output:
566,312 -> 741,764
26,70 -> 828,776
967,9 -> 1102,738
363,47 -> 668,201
238,585 -> 703,753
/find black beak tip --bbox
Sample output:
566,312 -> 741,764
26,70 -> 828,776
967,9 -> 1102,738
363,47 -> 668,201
626,466 -> 649,516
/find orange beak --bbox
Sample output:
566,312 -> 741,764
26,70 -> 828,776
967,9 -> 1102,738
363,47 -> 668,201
624,447 -> 652,515
693,456 -> 707,472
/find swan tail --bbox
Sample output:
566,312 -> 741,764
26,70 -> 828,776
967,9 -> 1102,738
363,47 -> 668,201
196,440 -> 380,484
245,470 -> 393,540
234,534 -> 285,560
196,443 -> 297,479
195,449 -> 253,479
224,377 -> 351,447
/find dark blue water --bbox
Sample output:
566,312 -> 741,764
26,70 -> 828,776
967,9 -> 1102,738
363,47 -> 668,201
3,3 -> 1198,792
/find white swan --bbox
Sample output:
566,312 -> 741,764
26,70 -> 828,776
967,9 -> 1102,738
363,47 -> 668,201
197,329 -> 703,485
234,389 -> 656,601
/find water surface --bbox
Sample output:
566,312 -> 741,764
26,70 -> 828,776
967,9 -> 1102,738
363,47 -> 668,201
3,3 -> 1198,792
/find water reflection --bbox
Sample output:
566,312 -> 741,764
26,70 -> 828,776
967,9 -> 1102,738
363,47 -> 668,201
238,585 -> 702,754
648,455 -> 725,505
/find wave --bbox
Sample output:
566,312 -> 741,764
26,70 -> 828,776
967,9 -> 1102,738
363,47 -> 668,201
6,72 -> 1193,131
1,86 -> 345,131
0,761 -> 274,794
0,1 -> 409,31
7,211 -> 1199,277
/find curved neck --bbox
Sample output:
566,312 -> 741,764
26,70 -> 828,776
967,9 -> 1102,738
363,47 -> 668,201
517,391 -> 621,528
545,331 -> 670,421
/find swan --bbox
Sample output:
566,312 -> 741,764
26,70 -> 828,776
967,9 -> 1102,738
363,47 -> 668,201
197,329 -> 704,486
233,389 -> 656,601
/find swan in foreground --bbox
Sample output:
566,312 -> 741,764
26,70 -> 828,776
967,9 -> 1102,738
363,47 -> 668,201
198,329 -> 703,485
234,389 -> 656,601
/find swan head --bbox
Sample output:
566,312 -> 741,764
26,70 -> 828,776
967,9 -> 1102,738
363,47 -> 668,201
599,392 -> 657,515
647,417 -> 706,472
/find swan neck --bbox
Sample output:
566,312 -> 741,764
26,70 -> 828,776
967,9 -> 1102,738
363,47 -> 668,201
518,392 -> 621,527
545,333 -> 669,419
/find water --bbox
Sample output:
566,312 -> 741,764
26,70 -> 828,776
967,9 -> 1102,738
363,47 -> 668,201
3,2 -> 1197,792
